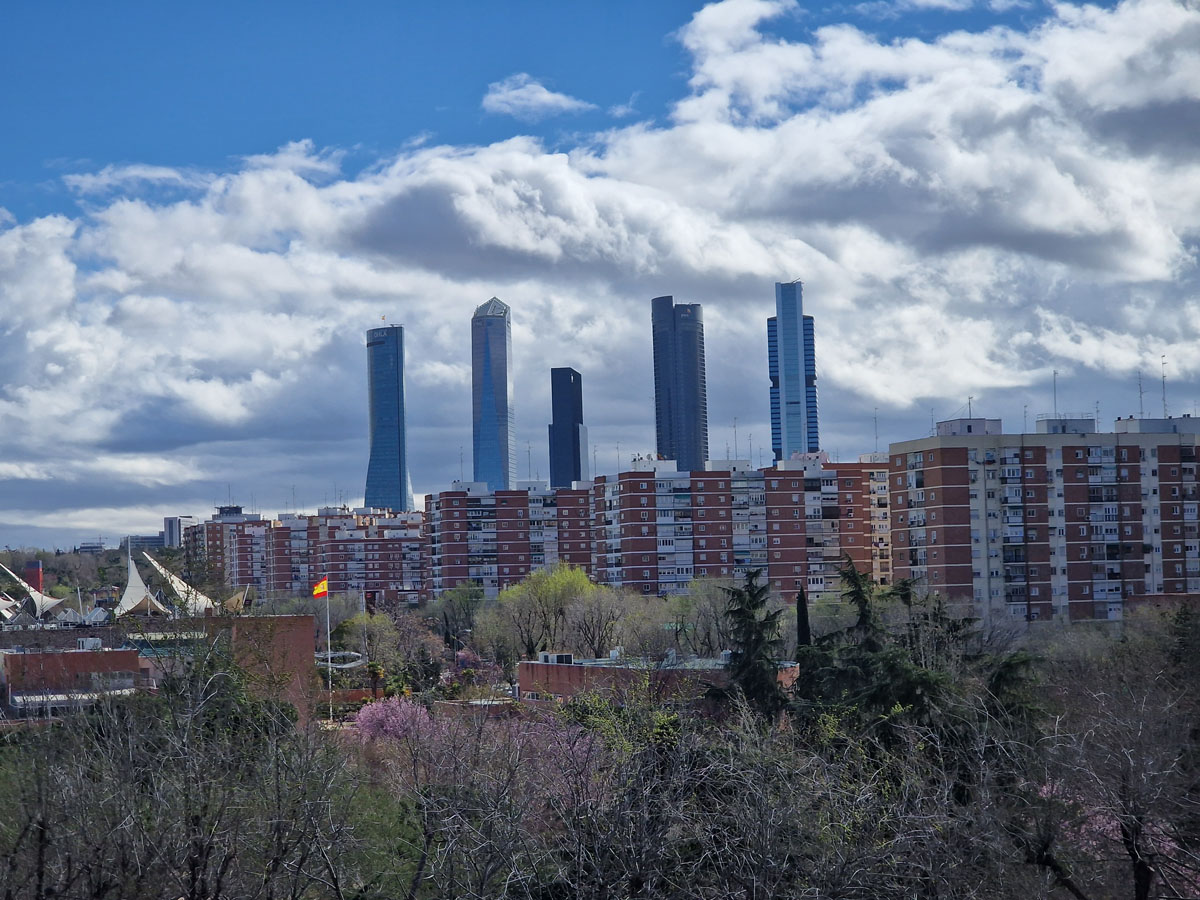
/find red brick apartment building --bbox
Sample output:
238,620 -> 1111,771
426,455 -> 883,602
889,416 -> 1200,625
185,506 -> 424,606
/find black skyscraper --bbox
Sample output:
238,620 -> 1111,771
548,367 -> 588,487
651,296 -> 708,473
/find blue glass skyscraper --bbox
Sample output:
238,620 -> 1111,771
548,367 -> 589,488
652,296 -> 708,473
364,324 -> 414,511
472,297 -> 516,490
767,281 -> 819,459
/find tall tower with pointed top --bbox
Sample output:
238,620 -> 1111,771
472,297 -> 516,490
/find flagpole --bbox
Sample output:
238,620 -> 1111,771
326,587 -> 333,722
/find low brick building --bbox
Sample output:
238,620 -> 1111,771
518,652 -> 799,706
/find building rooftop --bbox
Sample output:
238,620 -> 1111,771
473,297 -> 510,318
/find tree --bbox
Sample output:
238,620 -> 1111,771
667,577 -> 736,657
721,569 -> 787,723
429,582 -> 483,650
565,585 -> 624,658
491,564 -> 593,659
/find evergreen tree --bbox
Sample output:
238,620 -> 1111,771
722,568 -> 787,722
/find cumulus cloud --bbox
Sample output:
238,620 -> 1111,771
481,73 -> 597,120
3,0 -> 1200,546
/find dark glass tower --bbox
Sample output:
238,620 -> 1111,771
364,324 -> 414,511
548,367 -> 589,487
651,296 -> 708,473
472,297 -> 515,490
767,281 -> 819,460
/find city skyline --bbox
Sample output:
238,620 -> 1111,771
2,0 -> 1199,548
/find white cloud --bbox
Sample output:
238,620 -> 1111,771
63,163 -> 213,194
481,73 -> 597,120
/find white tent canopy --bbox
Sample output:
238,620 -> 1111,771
142,552 -> 215,616
0,562 -> 65,618
115,551 -> 169,617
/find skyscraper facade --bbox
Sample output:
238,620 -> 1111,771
472,297 -> 516,491
548,367 -> 589,488
364,324 -> 414,511
767,281 -> 819,459
651,296 -> 708,473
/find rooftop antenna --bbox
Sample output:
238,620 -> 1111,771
593,444 -> 598,476
527,441 -> 532,479
930,408 -> 936,437
1023,404 -> 1028,432
748,433 -> 754,464
1138,370 -> 1145,418
459,446 -> 464,482
968,396 -> 973,418
615,442 -> 620,474
1053,370 -> 1059,418
1162,355 -> 1168,417
873,408 -> 879,452
1095,400 -> 1100,425
733,417 -> 739,458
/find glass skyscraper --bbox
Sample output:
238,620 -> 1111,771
548,367 -> 589,488
767,281 -> 819,460
364,324 -> 414,511
651,296 -> 708,473
472,297 -> 516,491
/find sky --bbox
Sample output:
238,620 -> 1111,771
2,0 -> 1198,549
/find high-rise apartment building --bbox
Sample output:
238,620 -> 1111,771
651,296 -> 708,473
364,325 -> 414,511
768,281 -> 819,459
424,481 -> 593,599
472,298 -> 516,491
888,416 -> 1200,626
548,367 -> 589,488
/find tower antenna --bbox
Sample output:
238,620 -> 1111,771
1138,370 -> 1145,418
1162,355 -> 1168,417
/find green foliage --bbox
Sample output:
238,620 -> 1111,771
561,685 -> 681,756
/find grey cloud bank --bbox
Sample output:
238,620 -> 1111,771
1,0 -> 1198,548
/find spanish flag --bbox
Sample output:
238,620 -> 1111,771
312,577 -> 329,599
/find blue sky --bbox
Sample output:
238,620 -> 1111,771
1,0 -> 1196,549
3,0 -> 1059,219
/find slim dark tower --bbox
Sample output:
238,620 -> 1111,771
472,297 -> 515,491
364,324 -> 414,511
548,367 -> 589,487
651,296 -> 708,473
